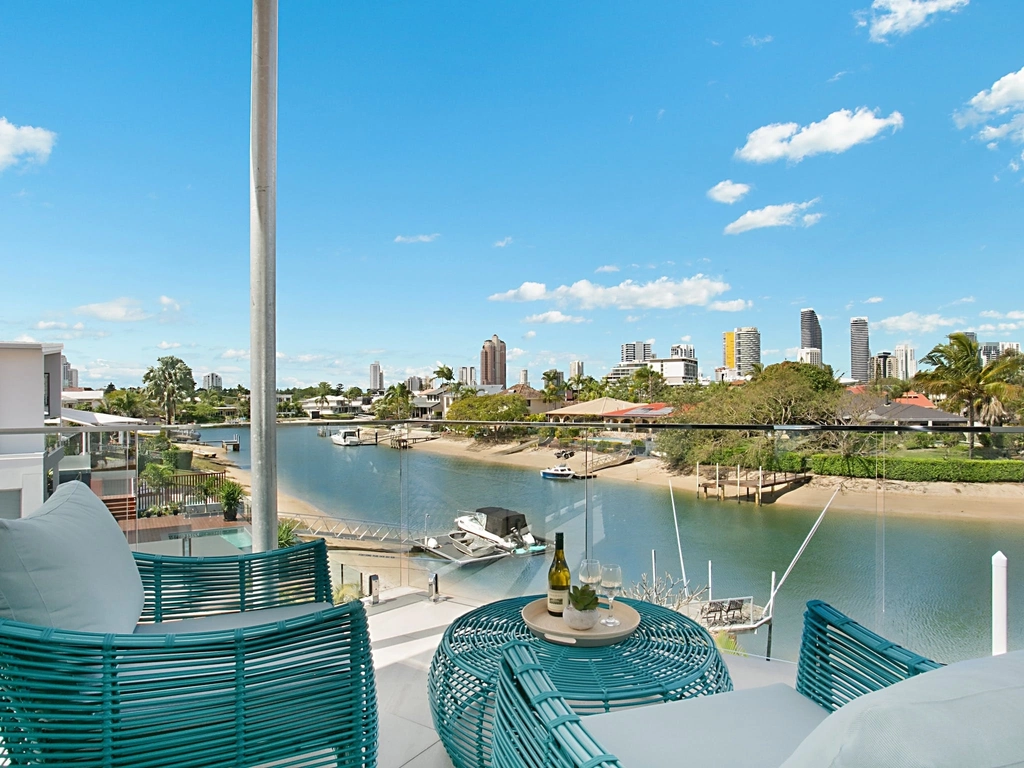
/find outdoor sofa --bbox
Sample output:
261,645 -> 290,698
494,600 -> 1024,767
0,480 -> 377,767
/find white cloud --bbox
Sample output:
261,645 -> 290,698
707,180 -> 751,204
523,311 -> 587,324
82,359 -> 148,383
861,0 -> 968,43
221,349 -> 250,360
744,35 -> 773,47
35,320 -> 68,330
0,117 -> 57,172
709,299 -> 753,312
955,66 -> 1024,147
13,334 -> 37,343
864,296 -> 884,304
491,275 -> 732,310
657,108 -> 666,121
75,297 -> 150,322
159,295 -> 180,311
394,233 -> 440,243
595,265 -> 620,273
293,354 -> 324,363
680,335 -> 692,342
828,71 -> 850,83
735,107 -> 903,163
625,315 -> 640,323
157,341 -> 181,349
494,236 -> 513,248
507,347 -> 528,360
949,296 -> 975,305
724,199 -> 822,235
873,312 -> 963,334
523,330 -> 536,339
980,310 -> 1024,320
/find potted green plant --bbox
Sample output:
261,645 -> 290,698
563,584 -> 600,630
219,480 -> 245,522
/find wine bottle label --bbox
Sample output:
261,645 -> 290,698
547,587 -> 568,613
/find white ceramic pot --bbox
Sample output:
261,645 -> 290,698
563,604 -> 600,630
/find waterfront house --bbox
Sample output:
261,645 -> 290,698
499,383 -> 562,416
0,341 -> 63,518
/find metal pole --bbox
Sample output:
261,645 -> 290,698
249,0 -> 278,552
993,551 -> 1008,656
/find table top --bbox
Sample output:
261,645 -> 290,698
437,594 -> 731,712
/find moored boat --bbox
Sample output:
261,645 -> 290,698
330,428 -> 360,446
453,507 -> 549,557
540,464 -> 575,480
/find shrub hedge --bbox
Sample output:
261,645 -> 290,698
808,454 -> 1024,483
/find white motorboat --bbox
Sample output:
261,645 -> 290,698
330,428 -> 360,446
447,530 -> 499,559
452,507 -> 549,557
540,464 -> 575,480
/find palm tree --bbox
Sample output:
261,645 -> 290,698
579,376 -> 604,402
433,365 -> 454,386
314,381 -> 333,412
102,389 -> 149,418
567,373 -> 585,401
915,333 -> 1023,457
143,356 -> 196,424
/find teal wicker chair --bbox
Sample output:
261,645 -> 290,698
0,530 -> 378,767
492,600 -> 942,768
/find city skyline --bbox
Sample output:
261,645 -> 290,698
3,3 -> 1024,389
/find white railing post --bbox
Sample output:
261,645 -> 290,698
993,551 -> 1008,656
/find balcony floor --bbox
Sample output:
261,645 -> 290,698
366,588 -> 797,768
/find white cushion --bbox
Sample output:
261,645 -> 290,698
0,480 -> 144,634
588,683 -> 828,768
781,650 -> 1024,768
133,602 -> 333,634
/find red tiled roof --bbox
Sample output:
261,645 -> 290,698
602,402 -> 674,418
894,391 -> 936,409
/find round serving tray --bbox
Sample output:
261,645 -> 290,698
521,598 -> 641,647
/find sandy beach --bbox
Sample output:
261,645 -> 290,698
410,436 -> 1024,524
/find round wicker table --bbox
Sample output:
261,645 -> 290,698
428,595 -> 733,768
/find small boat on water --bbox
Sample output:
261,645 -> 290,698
452,507 -> 549,557
540,464 -> 575,480
330,428 -> 361,446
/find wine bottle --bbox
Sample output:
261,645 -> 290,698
547,532 -> 570,616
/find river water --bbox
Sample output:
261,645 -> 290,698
203,425 -> 1024,663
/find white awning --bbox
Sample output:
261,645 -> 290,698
61,409 -> 146,426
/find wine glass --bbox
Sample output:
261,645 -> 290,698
579,559 -> 602,589
600,564 -> 622,627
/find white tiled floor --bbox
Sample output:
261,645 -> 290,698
367,588 -> 798,768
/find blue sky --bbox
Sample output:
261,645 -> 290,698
2,1 -> 1023,389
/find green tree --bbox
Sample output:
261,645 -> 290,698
314,381 -> 333,411
143,356 -> 196,425
578,376 -> 605,402
373,383 -> 413,419
631,367 -> 666,402
102,389 -> 149,419
433,365 -> 454,386
446,394 -> 529,422
141,462 -> 174,507
915,333 -> 1023,457
345,386 -> 364,399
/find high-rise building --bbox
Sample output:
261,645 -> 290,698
871,352 -> 894,380
369,361 -> 384,391
60,355 -> 79,389
480,334 -> 507,388
405,375 -> 423,392
801,309 -> 822,351
519,369 -> 529,386
979,341 -> 1002,366
961,331 -> 978,344
734,327 -> 761,375
893,344 -> 917,381
543,369 -> 565,387
798,348 -> 822,368
649,347 -> 699,385
458,366 -> 478,386
569,360 -> 584,380
999,341 -> 1021,355
850,318 -> 870,382
202,372 -> 223,390
671,344 -> 695,359
621,341 -> 653,363
722,331 -> 736,369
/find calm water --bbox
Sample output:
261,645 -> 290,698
203,425 -> 1024,662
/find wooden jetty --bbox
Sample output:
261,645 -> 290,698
696,463 -> 811,505
220,435 -> 240,452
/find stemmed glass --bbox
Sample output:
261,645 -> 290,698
579,559 -> 602,589
600,564 -> 622,627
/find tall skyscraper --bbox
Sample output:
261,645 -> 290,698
569,360 -> 584,380
999,341 -> 1021,355
734,327 -> 761,375
850,318 -> 870,382
405,375 -> 423,392
960,331 -> 978,344
893,344 -> 917,381
800,308 -> 822,351
480,334 -> 507,387
871,352 -> 894,380
369,361 -> 384,391
621,341 -> 653,363
519,369 -> 529,386
671,344 -> 695,359
722,331 -> 736,369
202,372 -> 223,390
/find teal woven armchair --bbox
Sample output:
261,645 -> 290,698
492,600 -> 942,768
0,540 -> 378,768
